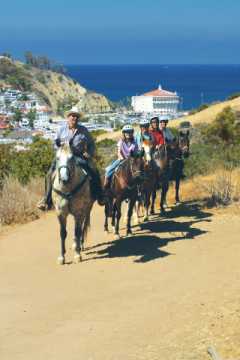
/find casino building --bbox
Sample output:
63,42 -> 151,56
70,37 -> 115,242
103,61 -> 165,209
131,85 -> 180,117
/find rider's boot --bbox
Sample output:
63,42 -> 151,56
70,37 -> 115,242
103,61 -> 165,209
37,164 -> 55,211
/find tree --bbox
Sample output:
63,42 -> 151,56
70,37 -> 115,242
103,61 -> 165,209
202,107 -> 238,145
24,51 -> 34,65
1,52 -> 12,59
27,109 -> 37,129
12,109 -> 22,124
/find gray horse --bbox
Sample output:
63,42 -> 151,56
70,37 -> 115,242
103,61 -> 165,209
52,144 -> 94,265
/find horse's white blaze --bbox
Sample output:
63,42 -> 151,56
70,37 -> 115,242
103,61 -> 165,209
59,167 -> 69,182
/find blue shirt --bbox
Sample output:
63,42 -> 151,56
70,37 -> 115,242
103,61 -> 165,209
135,131 -> 154,149
55,123 -> 95,157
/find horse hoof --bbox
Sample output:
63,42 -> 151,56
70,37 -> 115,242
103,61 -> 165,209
175,201 -> 181,206
57,256 -> 65,265
74,254 -> 82,263
150,209 -> 155,215
126,230 -> 132,236
114,233 -> 121,240
144,216 -> 149,222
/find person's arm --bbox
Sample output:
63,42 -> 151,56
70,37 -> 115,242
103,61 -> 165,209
54,127 -> 63,148
82,127 -> 96,157
117,140 -> 124,160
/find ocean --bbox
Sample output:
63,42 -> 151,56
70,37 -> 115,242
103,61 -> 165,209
66,65 -> 240,110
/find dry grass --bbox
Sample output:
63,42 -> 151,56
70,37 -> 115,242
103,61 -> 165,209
168,169 -> 240,208
0,177 -> 44,227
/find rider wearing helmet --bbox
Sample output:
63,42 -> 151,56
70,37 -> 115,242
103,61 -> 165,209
159,118 -> 175,144
103,124 -> 139,188
135,119 -> 155,148
149,116 -> 165,147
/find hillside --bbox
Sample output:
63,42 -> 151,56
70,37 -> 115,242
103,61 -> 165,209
171,96 -> 240,127
0,57 -> 112,114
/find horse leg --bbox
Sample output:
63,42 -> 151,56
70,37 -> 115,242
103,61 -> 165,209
114,200 -> 122,238
175,176 -> 181,204
150,189 -> 156,215
160,181 -> 169,215
126,196 -> 136,235
144,191 -> 150,221
73,217 -> 82,263
104,204 -> 109,232
57,214 -> 67,265
111,201 -> 117,231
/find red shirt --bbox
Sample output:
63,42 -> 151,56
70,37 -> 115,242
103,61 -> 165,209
149,129 -> 165,146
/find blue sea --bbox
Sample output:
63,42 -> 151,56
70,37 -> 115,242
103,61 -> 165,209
66,65 -> 240,110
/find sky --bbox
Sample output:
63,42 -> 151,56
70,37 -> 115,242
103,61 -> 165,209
0,0 -> 240,64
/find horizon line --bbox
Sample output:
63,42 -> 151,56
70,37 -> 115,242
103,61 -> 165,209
65,63 -> 240,66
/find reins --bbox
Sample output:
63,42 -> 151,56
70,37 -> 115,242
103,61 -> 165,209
53,173 -> 88,200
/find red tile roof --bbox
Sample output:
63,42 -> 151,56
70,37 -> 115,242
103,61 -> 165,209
142,88 -> 176,97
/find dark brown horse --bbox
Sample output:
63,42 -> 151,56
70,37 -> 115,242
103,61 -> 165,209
168,131 -> 190,204
135,139 -> 158,221
104,151 -> 144,237
150,144 -> 170,215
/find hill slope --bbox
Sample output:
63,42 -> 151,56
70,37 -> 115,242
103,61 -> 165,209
171,96 -> 240,127
0,57 -> 112,114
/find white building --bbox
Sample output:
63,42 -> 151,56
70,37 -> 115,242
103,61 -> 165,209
131,85 -> 180,117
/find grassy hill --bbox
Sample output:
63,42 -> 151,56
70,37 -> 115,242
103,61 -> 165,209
0,57 -> 112,114
170,96 -> 240,127
96,96 -> 240,142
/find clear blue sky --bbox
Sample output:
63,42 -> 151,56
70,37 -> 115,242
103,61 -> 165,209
1,0 -> 239,64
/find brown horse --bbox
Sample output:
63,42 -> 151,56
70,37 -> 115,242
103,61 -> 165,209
135,139 -> 158,221
104,151 -> 144,237
168,131 -> 190,204
52,144 -> 94,264
150,144 -> 169,215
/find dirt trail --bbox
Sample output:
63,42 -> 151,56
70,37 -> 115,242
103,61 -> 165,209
1,202 -> 240,360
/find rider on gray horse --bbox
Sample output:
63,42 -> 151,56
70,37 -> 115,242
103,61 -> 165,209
37,107 -> 104,210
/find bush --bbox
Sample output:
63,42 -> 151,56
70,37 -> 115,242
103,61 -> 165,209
0,177 -> 43,225
36,73 -> 46,84
227,92 -> 240,100
0,137 -> 54,185
199,169 -> 240,207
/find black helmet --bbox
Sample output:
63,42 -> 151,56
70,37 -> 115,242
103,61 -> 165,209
150,116 -> 159,124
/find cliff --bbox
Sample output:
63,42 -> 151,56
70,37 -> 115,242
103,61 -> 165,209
0,57 -> 112,114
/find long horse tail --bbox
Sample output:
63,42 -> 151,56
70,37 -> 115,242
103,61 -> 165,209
82,208 -> 91,246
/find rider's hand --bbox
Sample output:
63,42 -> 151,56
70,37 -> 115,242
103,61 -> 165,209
83,152 -> 90,159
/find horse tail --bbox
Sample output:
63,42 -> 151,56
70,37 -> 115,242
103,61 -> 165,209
82,209 -> 91,246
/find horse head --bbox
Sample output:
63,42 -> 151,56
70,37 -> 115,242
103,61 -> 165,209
56,143 -> 75,184
142,139 -> 153,164
128,150 -> 144,183
178,131 -> 190,158
153,145 -> 168,170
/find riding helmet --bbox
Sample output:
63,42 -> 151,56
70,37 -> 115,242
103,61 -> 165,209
122,124 -> 134,133
139,119 -> 150,127
150,116 -> 159,124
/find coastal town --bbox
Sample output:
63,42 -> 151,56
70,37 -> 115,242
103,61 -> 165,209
0,84 -> 187,146
0,54 -> 187,146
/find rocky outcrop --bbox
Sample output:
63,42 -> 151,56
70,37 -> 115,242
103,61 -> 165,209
0,58 -> 112,114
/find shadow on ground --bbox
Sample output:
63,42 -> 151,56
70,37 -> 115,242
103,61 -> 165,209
86,201 -> 212,264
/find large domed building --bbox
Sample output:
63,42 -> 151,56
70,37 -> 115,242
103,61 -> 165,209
131,85 -> 180,117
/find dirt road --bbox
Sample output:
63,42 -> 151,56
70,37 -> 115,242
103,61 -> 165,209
1,202 -> 240,360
